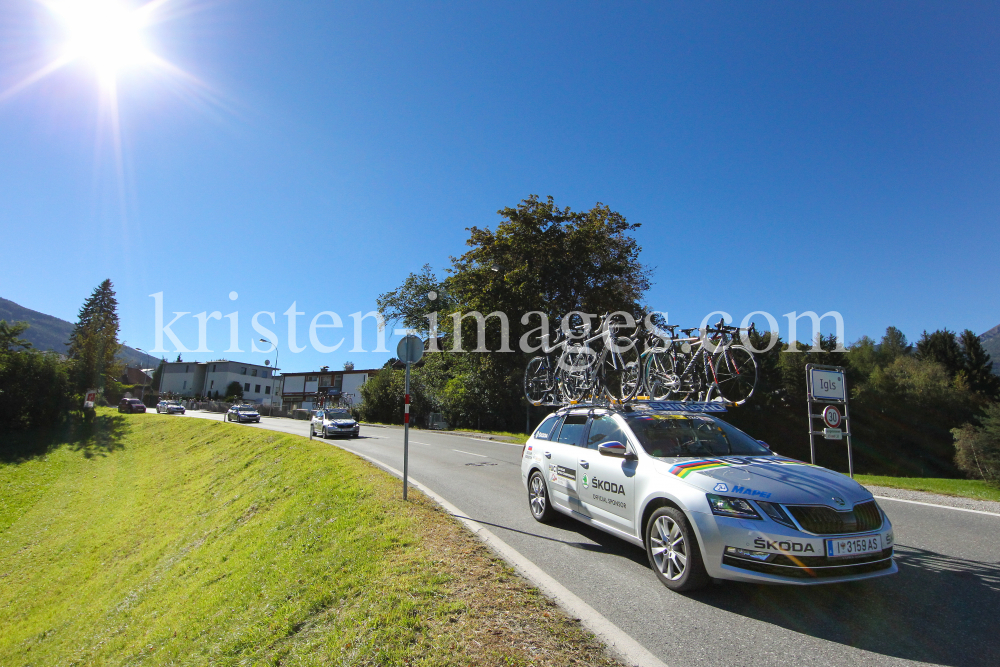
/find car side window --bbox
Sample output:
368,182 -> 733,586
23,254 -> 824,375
533,415 -> 560,440
555,414 -> 588,446
586,415 -> 627,450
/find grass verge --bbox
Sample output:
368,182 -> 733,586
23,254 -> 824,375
856,474 -> 1000,502
0,409 -> 620,666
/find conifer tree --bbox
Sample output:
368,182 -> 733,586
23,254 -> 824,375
68,279 -> 122,394
959,329 -> 1000,399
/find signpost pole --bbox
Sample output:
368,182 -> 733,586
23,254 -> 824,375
806,365 -> 817,465
396,334 -> 423,501
403,363 -> 410,500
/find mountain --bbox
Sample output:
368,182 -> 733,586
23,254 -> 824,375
981,323 -> 1000,375
0,297 -> 147,367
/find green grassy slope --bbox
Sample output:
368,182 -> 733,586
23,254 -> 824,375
856,474 -> 1000,502
0,411 -> 618,666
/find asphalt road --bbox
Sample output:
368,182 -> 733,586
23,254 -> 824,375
179,411 -> 1000,667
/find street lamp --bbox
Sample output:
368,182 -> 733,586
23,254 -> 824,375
260,338 -> 279,417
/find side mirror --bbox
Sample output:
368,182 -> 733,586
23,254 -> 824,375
598,441 -> 626,457
757,440 -> 771,450
599,441 -> 636,460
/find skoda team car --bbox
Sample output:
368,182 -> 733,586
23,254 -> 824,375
227,405 -> 261,423
521,401 -> 896,591
311,408 -> 360,438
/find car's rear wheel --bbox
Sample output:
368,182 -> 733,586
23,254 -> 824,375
527,470 -> 555,523
645,507 -> 709,592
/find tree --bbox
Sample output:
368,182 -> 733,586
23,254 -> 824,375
916,329 -> 963,377
879,326 -> 911,364
953,403 -> 1000,484
343,361 -> 355,371
0,320 -> 32,356
379,195 -> 653,431
68,279 -> 122,395
175,353 -> 183,362
225,381 -> 244,401
151,358 -> 166,391
0,349 -> 73,432
959,329 -> 1000,399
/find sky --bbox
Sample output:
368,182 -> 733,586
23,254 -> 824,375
0,0 -> 998,373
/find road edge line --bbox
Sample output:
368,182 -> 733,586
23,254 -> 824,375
874,495 -> 1000,517
331,445 -> 669,667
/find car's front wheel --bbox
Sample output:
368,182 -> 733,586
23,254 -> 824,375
645,507 -> 709,592
527,470 -> 555,523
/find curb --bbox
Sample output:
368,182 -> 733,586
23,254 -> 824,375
326,444 -> 669,667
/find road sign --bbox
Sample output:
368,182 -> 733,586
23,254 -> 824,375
397,335 -> 424,364
84,389 -> 97,409
810,368 -> 846,401
805,364 -> 854,478
822,405 -> 842,429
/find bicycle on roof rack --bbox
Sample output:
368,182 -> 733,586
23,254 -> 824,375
644,318 -> 758,405
525,315 -> 760,408
524,313 -> 643,406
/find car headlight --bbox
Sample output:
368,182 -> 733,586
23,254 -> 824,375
706,494 -> 762,520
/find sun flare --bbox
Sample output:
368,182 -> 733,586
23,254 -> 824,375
51,0 -> 152,79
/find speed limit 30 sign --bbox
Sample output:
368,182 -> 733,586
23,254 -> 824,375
822,405 -> 842,429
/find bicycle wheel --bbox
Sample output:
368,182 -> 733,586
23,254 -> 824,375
558,345 -> 595,403
524,356 -> 552,405
713,345 -> 758,405
644,347 -> 679,400
604,342 -> 641,403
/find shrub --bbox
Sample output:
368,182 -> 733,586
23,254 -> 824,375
953,403 -> 1000,484
0,350 -> 74,431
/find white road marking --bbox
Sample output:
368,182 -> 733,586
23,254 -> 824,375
452,449 -> 488,458
875,495 -> 1000,518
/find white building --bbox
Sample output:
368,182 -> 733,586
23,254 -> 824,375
279,367 -> 378,411
159,360 -> 279,405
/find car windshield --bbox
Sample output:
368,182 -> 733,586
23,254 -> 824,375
625,414 -> 771,458
238,407 -> 256,412
324,410 -> 352,419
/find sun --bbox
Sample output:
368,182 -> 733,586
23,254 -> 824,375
51,0 -> 152,80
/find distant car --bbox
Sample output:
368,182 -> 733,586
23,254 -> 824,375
311,408 -> 360,439
118,398 -> 146,414
227,405 -> 261,423
156,400 -> 186,414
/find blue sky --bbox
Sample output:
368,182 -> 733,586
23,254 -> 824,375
1,0 -> 998,372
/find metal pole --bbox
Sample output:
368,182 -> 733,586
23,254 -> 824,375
806,364 -> 816,465
843,375 -> 854,478
403,362 -> 410,500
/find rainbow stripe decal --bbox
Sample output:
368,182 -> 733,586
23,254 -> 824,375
668,456 -> 815,478
668,459 -> 732,478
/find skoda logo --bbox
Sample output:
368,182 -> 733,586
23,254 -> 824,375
832,496 -> 846,506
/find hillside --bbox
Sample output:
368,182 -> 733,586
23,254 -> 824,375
0,297 -> 146,366
981,323 -> 1000,374
0,412 -> 617,666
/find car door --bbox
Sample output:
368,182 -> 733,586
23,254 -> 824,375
546,413 -> 589,512
577,414 -> 636,532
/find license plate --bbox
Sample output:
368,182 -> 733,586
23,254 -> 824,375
826,534 -> 882,558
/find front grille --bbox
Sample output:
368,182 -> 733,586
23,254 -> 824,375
787,500 -> 883,534
723,553 -> 893,579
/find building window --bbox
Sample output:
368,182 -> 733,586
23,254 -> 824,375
241,367 -> 247,375
265,386 -> 271,395
185,365 -> 189,372
254,384 -> 261,393
210,380 -> 214,389
306,375 -> 317,382
183,380 -> 187,390
212,364 -> 217,372
244,383 -> 250,392
263,370 -> 269,378
251,369 -> 258,377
